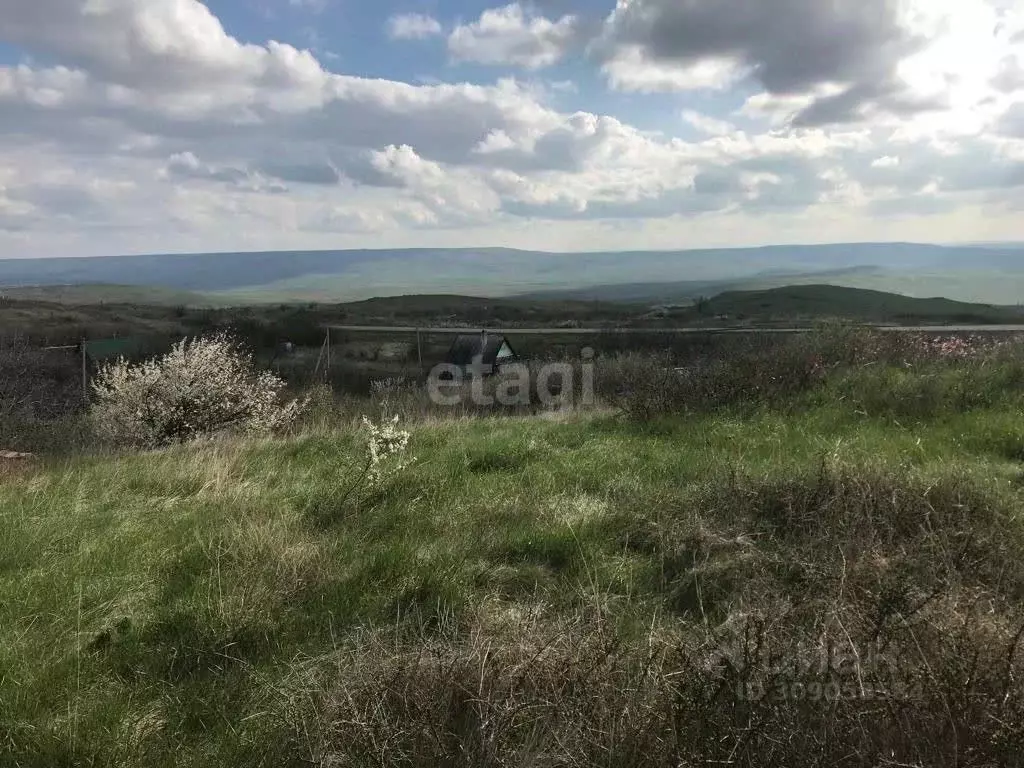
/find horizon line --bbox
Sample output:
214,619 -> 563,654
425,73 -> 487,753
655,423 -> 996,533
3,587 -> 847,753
4,239 -> 1024,262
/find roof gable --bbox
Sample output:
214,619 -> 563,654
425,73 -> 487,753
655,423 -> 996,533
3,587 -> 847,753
446,333 -> 516,366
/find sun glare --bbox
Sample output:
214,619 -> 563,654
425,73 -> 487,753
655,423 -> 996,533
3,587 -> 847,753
896,0 -> 1022,136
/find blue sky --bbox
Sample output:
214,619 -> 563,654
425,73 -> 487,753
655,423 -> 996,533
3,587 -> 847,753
0,0 -> 1023,257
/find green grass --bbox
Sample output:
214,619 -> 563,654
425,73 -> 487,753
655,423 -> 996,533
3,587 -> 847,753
3,398 -> 1024,765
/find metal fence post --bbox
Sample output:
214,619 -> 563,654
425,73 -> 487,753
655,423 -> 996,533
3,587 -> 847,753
416,327 -> 423,376
81,339 -> 89,404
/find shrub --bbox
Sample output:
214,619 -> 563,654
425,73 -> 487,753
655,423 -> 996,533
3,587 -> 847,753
362,413 -> 413,483
819,334 -> 1024,421
604,336 -> 827,420
91,332 -> 306,448
602,329 -> 1024,422
0,337 -> 84,421
302,413 -> 414,523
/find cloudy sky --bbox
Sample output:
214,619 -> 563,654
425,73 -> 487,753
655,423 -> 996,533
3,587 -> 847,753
1,0 -> 1023,257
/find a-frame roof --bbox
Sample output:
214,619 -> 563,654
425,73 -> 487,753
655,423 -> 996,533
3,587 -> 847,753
446,333 -> 516,367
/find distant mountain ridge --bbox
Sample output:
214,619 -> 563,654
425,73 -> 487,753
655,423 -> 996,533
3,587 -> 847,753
516,266 -> 886,303
2,243 -> 1023,304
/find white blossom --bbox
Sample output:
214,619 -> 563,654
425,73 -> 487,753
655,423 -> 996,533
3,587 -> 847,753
91,333 -> 306,448
361,414 -> 412,483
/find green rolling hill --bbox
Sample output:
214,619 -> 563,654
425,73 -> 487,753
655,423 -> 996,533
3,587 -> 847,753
2,284 -> 1021,347
698,285 -> 1024,325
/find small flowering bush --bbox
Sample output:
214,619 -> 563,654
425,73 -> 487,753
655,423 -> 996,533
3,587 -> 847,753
91,333 -> 306,448
925,336 -> 977,361
362,414 -> 413,483
306,413 -> 414,522
839,330 -> 1024,367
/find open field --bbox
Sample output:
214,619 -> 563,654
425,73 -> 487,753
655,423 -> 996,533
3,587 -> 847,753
3,330 -> 1024,766
0,285 -> 213,307
0,294 -> 646,346
5,284 -> 1024,453
1,284 -> 1021,347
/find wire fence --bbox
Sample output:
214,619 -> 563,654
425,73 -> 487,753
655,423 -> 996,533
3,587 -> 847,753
9,322 -> 1024,417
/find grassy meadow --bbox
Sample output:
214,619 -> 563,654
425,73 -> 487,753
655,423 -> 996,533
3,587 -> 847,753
4,330 -> 1024,766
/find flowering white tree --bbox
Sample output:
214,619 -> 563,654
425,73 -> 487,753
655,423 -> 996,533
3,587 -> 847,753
91,333 -> 306,448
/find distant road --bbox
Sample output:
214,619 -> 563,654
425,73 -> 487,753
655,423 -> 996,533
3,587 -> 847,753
327,324 -> 1024,335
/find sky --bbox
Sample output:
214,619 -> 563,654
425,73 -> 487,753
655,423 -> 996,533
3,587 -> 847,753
0,0 -> 1023,257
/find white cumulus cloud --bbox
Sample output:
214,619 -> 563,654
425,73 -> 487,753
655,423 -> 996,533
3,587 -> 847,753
387,13 -> 443,41
448,3 -> 579,69
0,0 -> 1022,255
